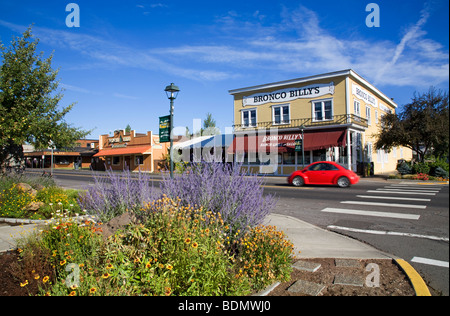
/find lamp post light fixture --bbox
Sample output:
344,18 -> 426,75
164,83 -> 180,179
300,125 -> 305,168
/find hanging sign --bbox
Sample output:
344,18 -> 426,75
243,82 -> 335,107
159,115 -> 171,143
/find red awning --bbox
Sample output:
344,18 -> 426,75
228,130 -> 346,153
304,130 -> 347,151
93,146 -> 152,157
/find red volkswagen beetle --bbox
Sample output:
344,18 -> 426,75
288,161 -> 360,188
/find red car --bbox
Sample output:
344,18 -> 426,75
288,161 -> 360,188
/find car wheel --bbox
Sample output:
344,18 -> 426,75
292,176 -> 304,187
337,176 -> 350,188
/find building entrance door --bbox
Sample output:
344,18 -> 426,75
124,156 -> 131,170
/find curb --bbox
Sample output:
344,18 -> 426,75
394,259 -> 431,296
0,214 -> 98,226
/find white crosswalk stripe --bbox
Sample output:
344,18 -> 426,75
341,200 -> 426,209
321,207 -> 420,220
411,257 -> 449,268
356,195 -> 431,202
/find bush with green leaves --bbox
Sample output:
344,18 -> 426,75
412,162 -> 430,175
396,161 -> 412,175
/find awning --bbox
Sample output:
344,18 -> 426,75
228,130 -> 346,153
304,129 -> 347,151
174,134 -> 234,150
93,145 -> 152,157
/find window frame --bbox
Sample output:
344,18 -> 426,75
241,108 -> 257,128
272,103 -> 290,125
312,98 -> 334,122
112,156 -> 121,166
354,100 -> 361,116
366,106 -> 371,125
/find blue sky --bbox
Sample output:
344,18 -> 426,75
0,0 -> 448,139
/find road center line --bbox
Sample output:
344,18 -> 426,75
321,207 -> 420,220
341,201 -> 426,209
327,225 -> 449,242
411,257 -> 449,268
356,195 -> 431,202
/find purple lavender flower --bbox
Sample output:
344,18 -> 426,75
160,163 -> 277,239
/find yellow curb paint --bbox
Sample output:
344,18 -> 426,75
395,259 -> 431,296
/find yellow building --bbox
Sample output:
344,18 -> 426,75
228,69 -> 412,176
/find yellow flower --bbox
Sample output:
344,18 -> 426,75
20,280 -> 28,287
166,264 -> 173,270
43,276 -> 49,284
184,237 -> 191,244
146,263 -> 152,269
192,242 -> 198,249
60,260 -> 67,266
69,291 -> 76,296
165,287 -> 172,296
106,263 -> 114,270
102,273 -> 110,279
90,287 -> 97,294
34,274 -> 40,280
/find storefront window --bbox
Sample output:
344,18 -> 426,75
113,156 -> 120,165
282,152 -> 295,165
312,149 -> 326,162
135,155 -> 144,165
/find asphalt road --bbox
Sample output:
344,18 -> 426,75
23,169 -> 450,295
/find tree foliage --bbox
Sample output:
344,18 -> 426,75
0,27 -> 90,170
374,87 -> 449,162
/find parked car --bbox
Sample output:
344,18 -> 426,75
288,161 -> 360,188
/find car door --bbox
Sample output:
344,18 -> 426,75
304,163 -> 326,184
320,162 -> 340,184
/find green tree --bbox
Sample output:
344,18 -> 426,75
202,112 -> 220,136
0,27 -> 90,171
125,124 -> 131,134
374,87 -> 449,162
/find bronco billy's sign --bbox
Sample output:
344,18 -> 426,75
242,82 -> 335,107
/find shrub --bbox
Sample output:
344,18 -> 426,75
15,217 -> 104,296
412,173 -> 429,181
396,161 -> 412,175
412,162 -> 430,175
35,187 -> 82,218
236,225 -> 294,290
160,163 -> 277,241
430,166 -> 449,179
78,168 -> 158,222
98,197 -> 251,296
0,183 -> 36,219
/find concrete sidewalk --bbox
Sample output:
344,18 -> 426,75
265,213 -> 392,259
0,223 -> 39,252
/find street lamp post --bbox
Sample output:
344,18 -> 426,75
164,83 -> 180,179
49,140 -> 55,176
300,125 -> 305,168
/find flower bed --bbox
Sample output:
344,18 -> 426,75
6,163 -> 294,296
13,197 -> 293,296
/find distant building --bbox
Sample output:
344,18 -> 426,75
93,129 -> 179,172
23,139 -> 99,169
